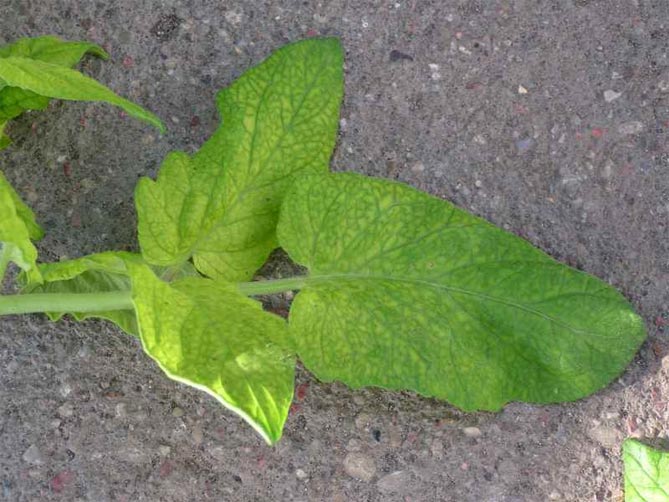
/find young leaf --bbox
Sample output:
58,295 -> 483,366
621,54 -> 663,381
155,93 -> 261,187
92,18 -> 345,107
277,173 -> 646,411
0,35 -> 108,66
136,37 -> 343,281
0,56 -> 164,133
0,170 -> 43,283
0,36 -> 108,124
623,439 -> 669,502
128,262 -> 294,444
20,252 -> 140,335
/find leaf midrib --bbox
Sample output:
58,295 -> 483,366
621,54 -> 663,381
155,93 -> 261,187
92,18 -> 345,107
303,271 -> 617,337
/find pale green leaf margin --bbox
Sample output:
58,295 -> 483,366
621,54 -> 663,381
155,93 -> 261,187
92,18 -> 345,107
623,438 -> 669,502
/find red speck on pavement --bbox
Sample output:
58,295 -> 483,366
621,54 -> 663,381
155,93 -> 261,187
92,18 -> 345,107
51,470 -> 75,493
159,460 -> 174,478
305,28 -> 319,37
295,383 -> 309,402
122,55 -> 134,68
289,402 -> 302,415
190,115 -> 201,127
63,162 -> 72,177
591,128 -> 605,138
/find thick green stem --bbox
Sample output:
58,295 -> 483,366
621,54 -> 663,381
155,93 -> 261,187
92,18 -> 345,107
237,276 -> 307,296
0,276 -> 307,317
0,291 -> 133,316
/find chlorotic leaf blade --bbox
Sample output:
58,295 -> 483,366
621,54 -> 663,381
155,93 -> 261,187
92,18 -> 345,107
128,262 -> 294,444
0,170 -> 43,282
623,439 -> 669,502
136,37 -> 343,281
277,173 -> 646,411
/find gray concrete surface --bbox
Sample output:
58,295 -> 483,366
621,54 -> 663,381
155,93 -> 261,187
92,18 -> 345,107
1,1 -> 668,500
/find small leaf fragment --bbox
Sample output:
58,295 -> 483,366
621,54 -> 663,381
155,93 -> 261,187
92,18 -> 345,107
0,170 -> 43,282
623,439 -> 669,502
278,173 -> 646,411
128,262 -> 294,444
20,252 -> 140,335
136,37 -> 343,280
0,56 -> 164,132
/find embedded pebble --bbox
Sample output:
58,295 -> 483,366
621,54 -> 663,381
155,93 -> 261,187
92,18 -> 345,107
355,413 -> 371,430
376,470 -> 410,493
603,90 -> 622,102
518,85 -> 528,94
588,425 -> 621,449
618,121 -> 644,136
343,452 -> 376,481
57,403 -> 74,418
171,407 -> 184,417
158,445 -> 171,456
22,445 -> 43,465
295,468 -> 308,480
516,138 -> 534,153
463,427 -> 482,438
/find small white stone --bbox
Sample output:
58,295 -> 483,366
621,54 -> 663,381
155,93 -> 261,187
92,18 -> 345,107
56,155 -> 67,163
22,445 -> 43,465
604,90 -> 622,102
462,426 -> 482,438
618,121 -> 644,135
411,162 -> 425,173
158,445 -> 171,456
343,452 -> 376,482
295,468 -> 308,480
474,180 -> 483,188
57,403 -> 74,418
376,471 -> 410,493
518,85 -> 528,94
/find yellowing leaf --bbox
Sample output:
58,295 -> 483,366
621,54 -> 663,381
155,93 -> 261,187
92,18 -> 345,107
136,37 -> 343,281
128,262 -> 294,444
277,173 -> 646,411
623,439 -> 669,502
0,169 -> 43,282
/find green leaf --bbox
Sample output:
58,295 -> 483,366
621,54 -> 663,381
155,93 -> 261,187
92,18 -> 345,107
623,439 -> 669,502
0,36 -> 108,124
0,169 -> 43,282
277,173 -> 646,411
0,56 -> 164,132
127,262 -> 294,444
0,120 -> 12,150
20,252 -> 140,335
0,35 -> 108,65
136,37 -> 343,281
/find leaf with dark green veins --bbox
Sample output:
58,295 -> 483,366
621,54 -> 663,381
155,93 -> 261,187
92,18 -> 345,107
136,37 -> 343,281
0,56 -> 164,132
128,262 -> 294,444
277,173 -> 646,411
623,439 -> 669,502
20,252 -> 140,335
0,170 -> 43,282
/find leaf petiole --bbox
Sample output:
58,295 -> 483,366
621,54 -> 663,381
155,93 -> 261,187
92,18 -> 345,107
0,291 -> 133,316
237,276 -> 307,296
0,275 -> 308,316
